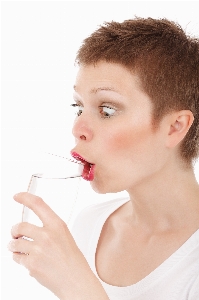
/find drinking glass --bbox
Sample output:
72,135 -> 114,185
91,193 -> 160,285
22,160 -> 83,228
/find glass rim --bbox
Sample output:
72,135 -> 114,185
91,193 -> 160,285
31,173 -> 82,179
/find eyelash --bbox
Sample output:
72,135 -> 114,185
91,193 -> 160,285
70,103 -> 83,117
70,103 -> 116,119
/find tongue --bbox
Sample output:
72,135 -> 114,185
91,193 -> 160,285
82,162 -> 94,181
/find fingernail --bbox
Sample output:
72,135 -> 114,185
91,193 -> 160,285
13,193 -> 19,199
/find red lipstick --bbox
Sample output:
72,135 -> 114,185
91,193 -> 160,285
71,151 -> 95,181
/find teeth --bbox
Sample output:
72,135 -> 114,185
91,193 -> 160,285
46,152 -> 83,165
76,156 -> 86,164
73,154 -> 90,165
71,152 -> 94,171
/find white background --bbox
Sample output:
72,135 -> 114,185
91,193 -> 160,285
1,1 -> 199,299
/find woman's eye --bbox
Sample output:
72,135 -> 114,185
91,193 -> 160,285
70,103 -> 116,118
70,103 -> 84,117
99,106 -> 116,118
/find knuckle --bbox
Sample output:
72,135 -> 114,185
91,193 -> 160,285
41,230 -> 52,246
32,195 -> 43,204
19,222 -> 26,231
27,194 -> 43,208
11,223 -> 21,237
29,270 -> 35,278
54,218 -> 66,231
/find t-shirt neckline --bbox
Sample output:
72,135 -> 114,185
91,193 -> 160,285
87,197 -> 199,296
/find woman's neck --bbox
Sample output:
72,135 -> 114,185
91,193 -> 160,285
127,163 -> 199,233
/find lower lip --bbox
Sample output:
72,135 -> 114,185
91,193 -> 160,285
70,151 -> 95,181
83,164 -> 95,181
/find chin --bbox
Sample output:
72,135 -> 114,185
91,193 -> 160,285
90,179 -> 123,194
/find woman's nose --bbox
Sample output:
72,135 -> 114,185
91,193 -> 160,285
72,118 -> 93,142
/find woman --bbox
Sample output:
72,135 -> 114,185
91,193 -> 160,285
9,17 -> 199,299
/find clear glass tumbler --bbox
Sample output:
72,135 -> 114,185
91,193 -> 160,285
22,160 -> 83,228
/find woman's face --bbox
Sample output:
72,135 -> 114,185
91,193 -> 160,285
71,61 -> 168,194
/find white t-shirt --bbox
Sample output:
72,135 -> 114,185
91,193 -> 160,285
71,197 -> 199,300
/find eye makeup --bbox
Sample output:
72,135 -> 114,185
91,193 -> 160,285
72,87 -> 125,119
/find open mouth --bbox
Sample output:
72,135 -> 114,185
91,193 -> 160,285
71,151 -> 95,181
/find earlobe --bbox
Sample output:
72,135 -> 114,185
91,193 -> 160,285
166,110 -> 194,148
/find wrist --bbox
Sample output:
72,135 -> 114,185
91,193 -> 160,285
58,270 -> 109,300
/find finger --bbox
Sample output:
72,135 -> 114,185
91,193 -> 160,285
11,222 -> 41,240
12,252 -> 29,267
14,192 -> 62,228
8,237 -> 33,255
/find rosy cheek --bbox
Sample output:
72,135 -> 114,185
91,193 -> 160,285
104,123 -> 151,155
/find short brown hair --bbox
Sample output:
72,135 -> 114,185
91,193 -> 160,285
75,17 -> 199,165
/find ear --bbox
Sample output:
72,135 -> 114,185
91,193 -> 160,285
166,110 -> 194,148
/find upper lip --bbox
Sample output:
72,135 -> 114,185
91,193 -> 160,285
70,151 -> 94,165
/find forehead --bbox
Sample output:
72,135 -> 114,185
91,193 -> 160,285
74,62 -> 143,96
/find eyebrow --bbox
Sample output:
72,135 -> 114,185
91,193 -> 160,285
73,85 -> 121,95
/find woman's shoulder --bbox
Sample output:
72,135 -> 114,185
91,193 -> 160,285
73,197 -> 129,228
70,197 -> 129,250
